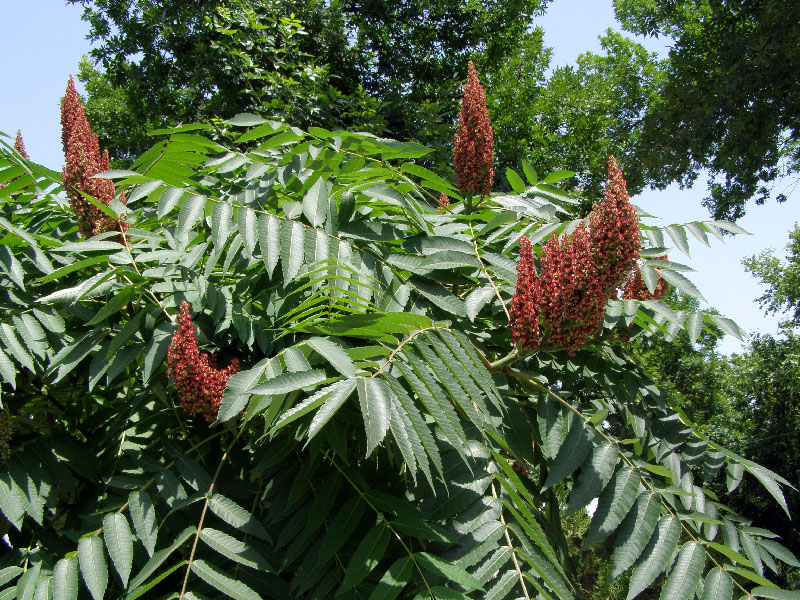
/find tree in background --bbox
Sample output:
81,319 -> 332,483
68,0 -> 546,169
614,0 -> 800,221
489,31 -> 663,206
744,223 -> 800,329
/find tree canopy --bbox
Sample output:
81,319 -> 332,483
614,0 -> 800,220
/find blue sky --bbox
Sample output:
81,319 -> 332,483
1,1 -> 796,354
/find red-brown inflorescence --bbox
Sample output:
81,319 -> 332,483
166,301 -> 240,423
1,130 -> 31,194
511,157 -> 641,354
14,130 -> 29,160
588,156 -> 641,293
509,236 -> 542,350
624,255 -> 669,300
454,61 -> 494,197
437,193 -> 451,210
61,76 -> 128,238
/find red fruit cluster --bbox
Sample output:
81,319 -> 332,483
14,130 -> 29,160
437,193 -> 451,210
624,255 -> 669,300
454,61 -> 494,197
0,130 -> 30,194
61,77 -> 128,238
166,301 -> 240,423
510,157 -> 640,354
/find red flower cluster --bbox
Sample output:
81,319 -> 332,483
0,130 -> 30,194
437,193 -> 450,210
624,255 -> 669,300
454,61 -> 494,197
166,301 -> 240,423
510,157 -> 641,353
14,130 -> 29,160
61,77 -> 128,238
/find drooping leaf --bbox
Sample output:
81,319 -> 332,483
258,212 -> 281,278
307,378 -> 357,442
543,420 -> 593,491
78,535 -> 108,600
566,441 -> 617,515
583,466 -> 639,549
102,513 -> 133,588
658,542 -> 705,600
628,516 -> 681,600
15,561 -> 41,600
281,220 -> 305,283
367,556 -> 413,600
191,559 -> 262,600
339,523 -> 391,593
702,568 -> 733,600
128,491 -> 157,557
610,491 -> 661,578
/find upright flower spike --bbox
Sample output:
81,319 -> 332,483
166,301 -> 240,423
510,236 -> 542,350
510,157 -> 642,355
60,76 -> 128,238
453,61 -> 494,198
588,156 -> 640,294
13,130 -> 29,160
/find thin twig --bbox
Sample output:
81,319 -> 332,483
491,480 -> 532,600
178,430 -> 242,600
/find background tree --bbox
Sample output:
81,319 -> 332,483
69,0 -> 547,168
743,223 -> 800,328
489,31 -> 663,207
613,0 -> 800,220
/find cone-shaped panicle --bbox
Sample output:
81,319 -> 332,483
454,61 -> 494,197
60,76 -> 127,237
510,157 -> 641,354
510,236 -> 542,350
437,193 -> 450,210
589,156 -> 640,291
624,255 -> 669,300
13,130 -> 29,160
61,77 -> 83,156
166,301 -> 240,423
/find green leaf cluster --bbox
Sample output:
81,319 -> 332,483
0,120 -> 796,600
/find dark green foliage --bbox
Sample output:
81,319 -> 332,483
68,0 -> 546,170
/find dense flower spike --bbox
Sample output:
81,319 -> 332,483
13,130 -> 29,160
437,193 -> 450,210
511,157 -> 641,354
624,256 -> 670,300
589,156 -> 641,291
60,76 -> 128,237
166,301 -> 240,422
510,236 -> 542,350
453,61 -> 494,197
